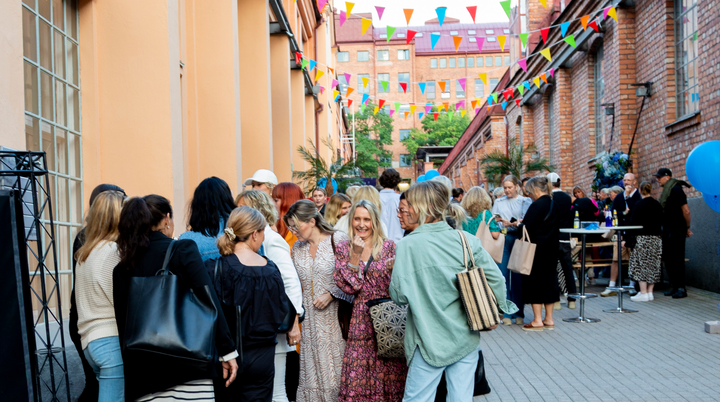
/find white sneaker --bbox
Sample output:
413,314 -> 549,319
648,292 -> 654,301
630,293 -> 650,302
600,288 -> 617,297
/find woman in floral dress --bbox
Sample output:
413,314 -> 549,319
334,200 -> 407,402
285,200 -> 351,402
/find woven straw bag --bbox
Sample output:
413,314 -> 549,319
456,230 -> 500,331
366,298 -> 407,358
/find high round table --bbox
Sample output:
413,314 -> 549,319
603,225 -> 644,314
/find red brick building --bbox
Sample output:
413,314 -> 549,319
440,0 -> 720,292
334,12 -> 510,179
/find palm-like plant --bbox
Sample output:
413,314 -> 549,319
292,136 -> 358,195
479,138 -> 554,186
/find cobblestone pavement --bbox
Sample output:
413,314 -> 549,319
475,285 -> 720,402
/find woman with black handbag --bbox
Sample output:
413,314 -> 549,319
113,195 -> 238,401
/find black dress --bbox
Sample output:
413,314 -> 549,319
519,195 -> 561,305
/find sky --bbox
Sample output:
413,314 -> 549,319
339,0 -> 511,28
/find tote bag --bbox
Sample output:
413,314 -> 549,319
507,226 -> 536,275
366,298 -> 407,358
456,230 -> 501,331
475,210 -> 505,264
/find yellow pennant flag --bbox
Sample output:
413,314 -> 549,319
346,87 -> 354,97
438,81 -> 446,93
497,35 -> 507,51
461,110 -> 466,117
361,76 -> 369,88
361,17 -> 372,35
607,7 -> 617,21
373,106 -> 379,114
315,70 -> 324,83
404,111 -> 409,120
333,89 -> 339,99
540,48 -> 552,62
410,104 -> 417,114
533,77 -> 541,88
539,0 -> 547,8
478,73 -> 487,86
345,1 -> 354,15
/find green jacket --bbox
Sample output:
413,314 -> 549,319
462,210 -> 501,236
390,221 -> 517,367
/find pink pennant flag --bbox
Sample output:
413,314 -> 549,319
317,0 -> 327,12
425,105 -> 432,113
476,37 -> 485,53
518,58 -> 527,72
456,100 -> 465,110
457,78 -> 466,91
603,7 -> 610,19
549,67 -> 555,77
375,6 -> 385,20
331,79 -> 339,88
475,108 -> 480,114
388,109 -> 394,117
319,86 -> 325,95
339,10 -> 347,26
344,72 -> 351,84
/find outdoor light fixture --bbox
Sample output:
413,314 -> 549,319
631,82 -> 653,97
601,103 -> 614,115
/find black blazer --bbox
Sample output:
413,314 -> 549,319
551,190 -> 573,240
612,190 -> 642,226
113,231 -> 235,400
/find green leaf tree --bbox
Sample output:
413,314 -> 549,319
351,100 -> 394,177
401,106 -> 471,157
478,138 -> 554,186
292,136 -> 357,195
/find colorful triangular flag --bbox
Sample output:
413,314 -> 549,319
418,82 -> 426,95
314,70 -> 324,83
347,99 -> 353,107
588,20 -> 599,32
410,104 -> 416,114
339,10 -> 347,26
403,9 -> 413,25
457,78 -> 466,91
386,26 -> 395,42
436,7 -> 447,26
471,100 -> 478,109
442,102 -> 449,111
362,93 -> 369,104
333,89 -> 339,99
345,1 -> 354,15
501,102 -> 508,111
487,95 -> 494,105
581,15 -> 590,30
394,102 -> 400,111
317,0 -> 327,12
425,104 -> 432,113
309,60 -> 317,71
406,30 -> 417,44
476,37 -> 485,52
456,100 -> 465,110
564,34 -> 576,48
549,67 -> 555,77
560,21 -> 570,37
541,28 -> 549,44
523,81 -> 531,90
400,82 -> 407,93
539,0 -> 547,7
500,0 -> 512,18
346,87 -> 354,97
519,33 -> 529,48
361,17 -> 372,35
404,111 -> 409,120
331,79 -> 339,88
540,48 -> 552,62
344,72 -> 351,84
518,58 -> 527,72
515,98 -> 522,106
361,76 -> 369,88
478,73 -> 487,86
492,92 -> 498,103
373,106 -> 379,115
498,35 -> 506,51
388,109 -> 394,117
375,6 -> 385,20
467,6 -> 477,23
431,33 -> 441,49
301,58 -> 309,69
461,110 -> 467,117
533,77 -> 541,87
378,99 -> 385,108
518,84 -> 525,95
438,81 -> 446,93
380,80 -> 388,92
503,89 -> 513,101
433,112 -> 439,121
607,7 -> 617,21
419,112 -> 424,120
453,36 -> 463,52
540,73 -> 547,83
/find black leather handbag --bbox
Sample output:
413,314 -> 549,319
124,241 -> 218,373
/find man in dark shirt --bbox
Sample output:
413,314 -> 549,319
547,173 -> 577,309
655,168 -> 692,298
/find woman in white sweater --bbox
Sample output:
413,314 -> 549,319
74,191 -> 125,402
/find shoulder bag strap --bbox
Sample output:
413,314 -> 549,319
363,254 -> 374,277
214,258 -> 225,304
457,230 -> 476,270
475,211 -> 488,237
158,240 -> 176,275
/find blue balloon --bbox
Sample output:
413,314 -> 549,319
704,193 -> 720,213
316,177 -> 338,194
425,169 -> 440,180
416,175 -> 426,183
686,141 -> 720,195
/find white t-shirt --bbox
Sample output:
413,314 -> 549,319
379,189 -> 403,242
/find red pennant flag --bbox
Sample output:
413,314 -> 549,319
588,20 -> 599,32
540,28 -> 549,44
295,52 -> 302,65
406,30 -> 417,44
378,99 -> 386,108
433,112 -> 439,121
466,6 -> 477,23
400,82 -> 407,93
580,15 -> 590,30
348,99 -> 353,107
515,98 -> 522,106
503,89 -> 513,101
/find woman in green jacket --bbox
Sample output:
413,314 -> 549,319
461,186 -> 502,238
389,181 -> 516,402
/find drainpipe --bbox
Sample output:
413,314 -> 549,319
314,17 -> 322,157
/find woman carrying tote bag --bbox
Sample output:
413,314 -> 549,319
461,187 -> 504,263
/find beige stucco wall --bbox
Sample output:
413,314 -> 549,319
0,1 -> 25,150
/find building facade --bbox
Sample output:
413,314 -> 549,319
440,0 -> 720,292
334,13 -> 510,179
0,0 -> 347,321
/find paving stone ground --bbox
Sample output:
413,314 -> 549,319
474,284 -> 720,402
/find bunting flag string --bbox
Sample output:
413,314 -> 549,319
466,6 -> 477,23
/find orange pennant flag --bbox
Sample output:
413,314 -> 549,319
327,67 -> 334,75
478,73 -> 487,86
361,76 -> 369,88
438,81 -> 446,93
345,1 -> 354,15
580,15 -> 590,30
315,70 -> 324,83
361,17 -> 372,35
403,9 -> 414,25
404,111 -> 409,120
410,104 -> 417,114
533,77 -> 541,87
497,35 -> 507,51
443,102 -> 449,111
540,48 -> 552,62
452,36 -> 463,52
346,87 -> 354,97
540,73 -> 547,83
471,100 -> 478,109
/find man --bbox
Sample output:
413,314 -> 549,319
378,168 -> 404,242
451,188 -> 464,204
608,186 -> 623,202
601,173 -> 642,297
655,168 -> 692,298
547,173 -> 576,309
598,188 -> 611,209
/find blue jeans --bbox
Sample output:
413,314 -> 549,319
83,336 -> 124,402
499,231 -> 525,319
403,346 -> 479,402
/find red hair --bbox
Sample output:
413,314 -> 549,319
272,182 -> 306,238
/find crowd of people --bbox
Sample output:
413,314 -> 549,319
69,165 -> 691,402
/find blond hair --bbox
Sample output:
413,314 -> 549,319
446,202 -> 468,227
405,181 -> 449,226
324,193 -> 351,226
347,200 -> 385,259
351,186 -> 382,213
75,191 -> 125,263
217,206 -> 267,256
345,185 -> 361,200
236,190 -> 278,226
525,177 -> 552,198
462,186 -> 493,219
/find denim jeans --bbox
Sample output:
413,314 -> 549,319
403,346 -> 479,402
83,336 -> 124,402
499,231 -> 524,318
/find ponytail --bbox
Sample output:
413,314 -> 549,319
446,202 -> 468,228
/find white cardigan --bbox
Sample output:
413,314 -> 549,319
263,225 -> 304,353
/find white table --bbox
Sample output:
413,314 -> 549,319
560,228 -> 611,323
603,225 -> 644,314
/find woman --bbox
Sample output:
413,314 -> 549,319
113,195 -> 238,401
390,181 -> 515,401
333,200 -> 406,401
236,190 -> 303,402
324,193 -> 351,227
207,207 -> 290,401
492,187 -> 505,201
517,177 -> 561,331
285,200 -> 351,402
572,185 -> 601,222
491,175 -> 532,325
628,182 -> 663,302
378,168 -> 404,242
461,186 -> 501,240
312,187 -> 328,215
179,177 -> 237,261
245,169 -> 278,197
273,182 -> 307,249
75,191 -> 125,402
334,186 -> 388,236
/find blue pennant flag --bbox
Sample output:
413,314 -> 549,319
418,82 -> 426,95
501,102 -> 508,111
487,95 -> 494,105
419,112 -> 425,120
560,22 -> 570,38
523,81 -> 532,90
436,7 -> 447,26
431,33 -> 441,50
361,93 -> 369,104
309,60 -> 317,71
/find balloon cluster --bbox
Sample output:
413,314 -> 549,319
685,141 -> 720,213
416,169 -> 440,183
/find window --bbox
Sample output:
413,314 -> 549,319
379,34 -> 387,39
503,29 -> 510,34
430,58 -> 437,68
357,51 -> 369,62
426,81 -> 436,99
487,37 -> 496,42
22,0 -> 82,320
399,105 -> 411,113
441,79 -> 451,99
379,156 -> 392,166
495,56 -> 502,66
474,79 -> 485,98
398,33 -> 406,38
432,31 -> 440,36
468,30 -> 476,35
450,30 -> 459,36
675,0 -> 699,117
439,58 -> 447,68
358,74 -> 370,93
398,49 -> 409,60
456,80 -> 465,99
399,129 -> 411,140
336,51 -> 349,62
400,154 -> 413,167
504,56 -> 511,66
398,72 -> 410,92
489,78 -> 499,90
594,47 -> 605,155
377,50 -> 389,61
477,57 -> 484,67
485,29 -> 494,34
416,32 -> 424,37
378,73 -> 390,93
467,57 -> 474,67
458,58 -> 465,68
469,37 -> 477,43
486,56 -> 493,66
449,58 -> 456,68
338,74 -> 349,95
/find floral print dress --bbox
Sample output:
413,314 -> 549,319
333,239 -> 408,402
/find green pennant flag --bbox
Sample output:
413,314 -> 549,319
519,33 -> 529,48
564,34 -> 577,48
386,26 -> 396,42
381,80 -> 389,92
360,105 -> 365,114
394,102 -> 400,111
518,84 -> 525,96
448,110 -> 453,120
499,0 -> 512,18
301,58 -> 309,69
492,92 -> 498,103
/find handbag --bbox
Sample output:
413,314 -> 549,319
124,241 -> 218,372
455,230 -> 501,331
213,259 -> 242,368
507,226 -> 536,275
278,297 -> 297,333
475,210 -> 505,263
330,233 -> 353,340
366,298 -> 407,359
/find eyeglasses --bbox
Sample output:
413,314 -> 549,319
396,208 -> 411,215
287,224 -> 300,233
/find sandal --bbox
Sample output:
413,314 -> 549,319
522,323 -> 543,332
542,322 -> 555,330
